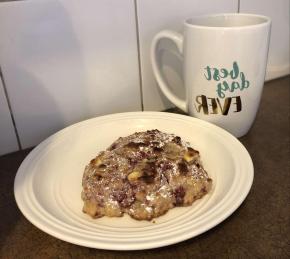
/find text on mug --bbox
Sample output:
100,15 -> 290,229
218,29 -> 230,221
204,61 -> 250,98
194,95 -> 242,115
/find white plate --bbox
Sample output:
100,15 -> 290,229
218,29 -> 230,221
14,112 -> 253,250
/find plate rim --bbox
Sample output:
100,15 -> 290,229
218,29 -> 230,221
14,111 -> 254,250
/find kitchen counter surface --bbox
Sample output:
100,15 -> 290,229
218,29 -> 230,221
0,76 -> 289,258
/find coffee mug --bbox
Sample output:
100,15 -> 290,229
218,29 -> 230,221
151,13 -> 271,137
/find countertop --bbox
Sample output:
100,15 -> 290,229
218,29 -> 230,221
0,76 -> 289,258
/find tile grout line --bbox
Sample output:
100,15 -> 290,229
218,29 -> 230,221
134,0 -> 144,111
0,66 -> 22,150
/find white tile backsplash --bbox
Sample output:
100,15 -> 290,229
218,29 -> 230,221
0,76 -> 18,155
0,0 -> 141,149
136,0 -> 239,111
0,0 -> 289,155
240,0 -> 290,80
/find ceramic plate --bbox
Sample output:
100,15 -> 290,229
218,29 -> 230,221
14,112 -> 253,250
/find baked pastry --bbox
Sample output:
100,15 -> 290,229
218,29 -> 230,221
81,129 -> 212,220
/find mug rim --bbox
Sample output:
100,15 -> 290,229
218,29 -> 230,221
184,13 -> 271,29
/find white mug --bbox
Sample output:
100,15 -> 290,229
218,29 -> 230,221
151,13 -> 271,137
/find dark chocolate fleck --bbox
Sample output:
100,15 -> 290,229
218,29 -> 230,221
158,161 -> 173,172
146,129 -> 160,134
132,151 -> 147,161
90,158 -> 96,164
178,161 -> 188,174
153,146 -> 163,152
141,162 -> 157,184
94,174 -> 102,181
108,143 -> 117,150
128,157 -> 138,166
98,163 -> 107,169
172,136 -> 181,145
187,147 -> 199,155
125,142 -> 148,149
174,186 -> 185,205
113,191 -> 126,203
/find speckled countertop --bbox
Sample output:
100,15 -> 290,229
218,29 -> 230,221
0,76 -> 289,258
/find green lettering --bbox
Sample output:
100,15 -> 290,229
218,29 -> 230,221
240,72 -> 250,89
213,68 -> 220,81
216,81 -> 229,98
232,81 -> 240,91
204,66 -> 212,80
230,61 -> 239,79
220,68 -> 229,79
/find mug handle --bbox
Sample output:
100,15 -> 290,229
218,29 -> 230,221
151,30 -> 187,112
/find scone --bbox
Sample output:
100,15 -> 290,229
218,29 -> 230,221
81,129 -> 212,221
